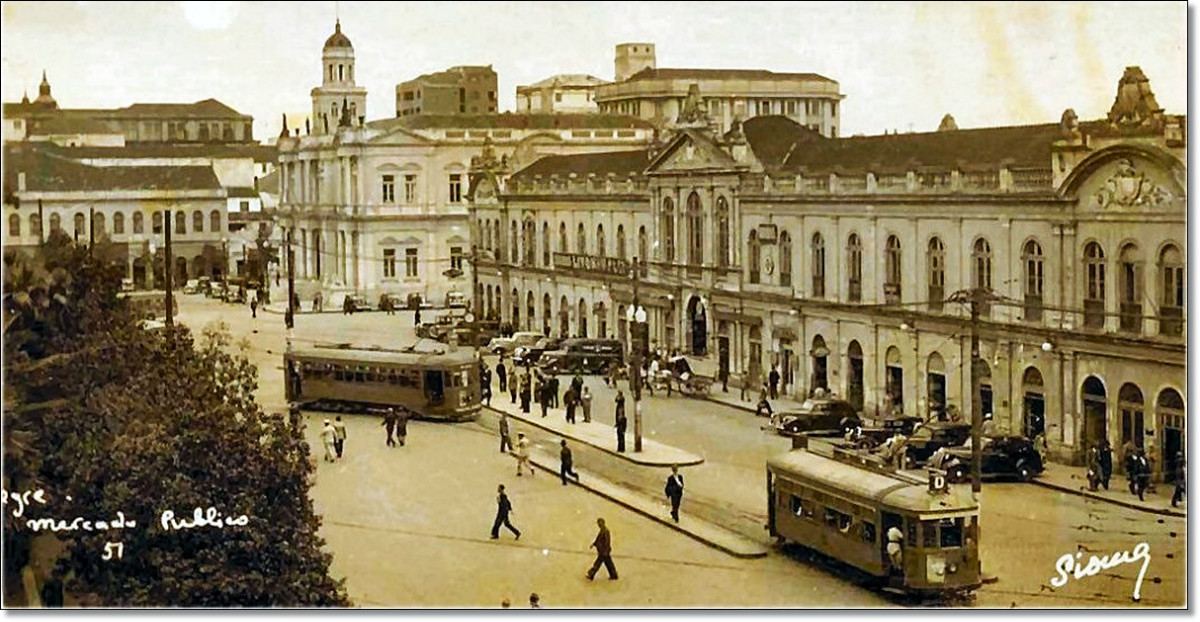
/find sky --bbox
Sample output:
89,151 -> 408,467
0,1 -> 1189,142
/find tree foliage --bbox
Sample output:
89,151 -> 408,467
3,234 -> 351,607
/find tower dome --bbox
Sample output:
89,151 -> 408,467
324,19 -> 353,50
34,70 -> 57,108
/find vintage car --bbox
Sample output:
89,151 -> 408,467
771,398 -> 862,437
903,421 -> 973,466
942,436 -> 1045,482
344,294 -> 373,312
486,331 -> 544,357
445,291 -> 467,308
537,339 -> 624,374
513,337 -> 563,367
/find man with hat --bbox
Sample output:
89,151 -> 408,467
320,419 -> 337,463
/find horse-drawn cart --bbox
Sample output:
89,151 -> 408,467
668,355 -> 714,396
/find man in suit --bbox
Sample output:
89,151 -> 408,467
497,359 -> 508,394
498,412 -> 513,454
664,465 -> 684,523
586,518 -> 618,580
614,392 -> 627,453
560,440 -> 581,486
490,484 -> 521,540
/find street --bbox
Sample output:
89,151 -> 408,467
173,295 -> 1186,608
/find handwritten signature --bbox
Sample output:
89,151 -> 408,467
1050,542 -> 1151,601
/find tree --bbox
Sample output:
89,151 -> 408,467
3,234 -> 351,607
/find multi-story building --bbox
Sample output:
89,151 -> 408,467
395,66 -> 498,117
311,19 -> 367,135
594,43 -> 843,136
470,67 -> 1186,474
276,22 -> 654,310
515,74 -> 607,114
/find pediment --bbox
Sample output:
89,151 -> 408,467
1061,145 -> 1186,215
364,124 -> 438,146
647,130 -> 737,173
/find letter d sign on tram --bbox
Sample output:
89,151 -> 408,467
928,469 -> 947,493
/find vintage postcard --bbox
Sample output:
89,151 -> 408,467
0,0 -> 1187,609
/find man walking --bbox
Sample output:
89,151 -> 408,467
520,374 -> 532,414
490,484 -> 521,540
1098,439 -> 1114,490
769,364 -> 781,400
549,375 -> 560,409
1132,449 -> 1150,501
498,359 -> 508,395
1172,453 -> 1186,508
498,413 -> 514,454
332,416 -> 348,460
564,387 -> 577,424
560,440 -> 581,486
509,367 -> 519,404
664,465 -> 684,523
580,386 -> 593,423
414,306 -> 422,326
396,407 -> 410,447
250,292 -> 259,319
382,408 -> 397,447
615,392 -> 628,453
320,419 -> 337,463
515,433 -> 535,477
586,518 -> 618,581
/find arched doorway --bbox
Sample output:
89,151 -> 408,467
486,286 -> 495,319
526,291 -> 535,332
810,335 -> 829,395
577,298 -> 588,337
1082,376 -> 1108,450
132,256 -> 149,289
846,341 -> 864,412
885,346 -> 903,414
193,254 -> 209,279
175,256 -> 189,282
596,301 -> 607,339
927,353 -> 947,419
687,296 -> 707,355
543,294 -> 552,336
1157,389 -> 1185,483
977,360 -> 993,418
559,296 -> 569,338
617,304 -> 627,352
1119,383 -> 1145,452
511,288 -> 520,326
748,326 -> 763,387
1022,367 -> 1045,439
717,321 -> 730,388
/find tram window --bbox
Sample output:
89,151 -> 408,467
861,522 -> 876,544
939,518 -> 963,548
461,369 -> 470,387
907,522 -> 918,547
922,521 -> 938,548
825,508 -> 851,532
791,496 -> 803,517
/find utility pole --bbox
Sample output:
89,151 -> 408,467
285,228 -> 295,331
164,208 -> 174,329
969,289 -> 982,495
471,243 -> 481,320
631,257 -> 644,453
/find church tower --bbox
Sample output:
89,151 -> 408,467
310,20 -> 367,134
34,70 -> 58,108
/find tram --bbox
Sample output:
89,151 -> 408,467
767,441 -> 981,597
284,341 -> 481,422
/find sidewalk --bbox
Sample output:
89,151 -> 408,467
485,394 -> 704,467
524,449 -> 768,559
1033,462 -> 1186,518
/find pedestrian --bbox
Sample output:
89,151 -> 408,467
564,387 -> 577,424
1147,443 -> 1159,493
1086,443 -> 1102,492
1172,453 -> 1186,508
332,415 -> 348,460
382,408 -> 397,447
396,407 -> 410,447
1098,439 -> 1114,490
320,419 -> 337,463
1124,442 -> 1140,494
581,386 -> 593,423
647,358 -> 659,397
1133,449 -> 1150,501
509,369 -> 519,404
414,307 -> 422,326
528,593 -> 540,609
720,361 -> 729,393
490,484 -> 521,540
483,381 -> 492,406
664,464 -> 684,523
586,518 -> 618,581
549,376 -> 560,409
615,392 -> 627,453
536,376 -> 549,418
755,383 -> 773,417
520,374 -> 532,414
498,360 -> 508,394
560,440 -> 581,486
769,365 -> 781,400
250,293 -> 259,318
515,433 -> 534,477
498,413 -> 513,454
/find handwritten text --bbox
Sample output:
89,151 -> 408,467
1050,542 -> 1152,601
160,507 -> 250,531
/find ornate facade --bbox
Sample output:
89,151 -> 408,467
471,67 -> 1186,471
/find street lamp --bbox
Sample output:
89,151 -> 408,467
626,287 -> 648,452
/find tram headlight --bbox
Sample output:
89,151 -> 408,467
947,563 -> 959,574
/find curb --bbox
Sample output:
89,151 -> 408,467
484,405 -> 704,467
524,452 -> 768,559
1032,479 -> 1186,518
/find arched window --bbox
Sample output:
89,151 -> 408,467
1084,241 -> 1106,329
716,196 -> 730,268
92,212 -> 105,237
133,211 -> 144,234
559,221 -> 568,254
173,211 -> 185,235
811,232 -> 825,298
884,235 -> 902,303
779,230 -> 792,287
577,223 -> 587,254
559,295 -> 570,338
210,210 -> 221,233
74,213 -> 86,237
661,197 -> 675,262
193,210 -> 204,233
1023,240 -> 1044,321
510,220 -> 519,264
542,221 -> 550,266
638,226 -> 648,267
577,298 -> 588,337
847,233 -> 863,302
1159,244 -> 1184,336
526,291 -> 536,332
927,237 -> 945,312
8,213 -> 19,237
973,238 -> 992,315
616,224 -> 627,260
29,213 -> 41,238
686,192 -> 702,265
523,219 -> 536,266
1119,243 -> 1143,334
484,221 -> 492,251
493,219 -> 501,251
113,212 -> 125,235
596,224 -> 606,258
511,288 -> 520,326
748,230 -> 760,284
50,213 -> 62,233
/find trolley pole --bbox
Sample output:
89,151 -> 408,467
164,207 -> 174,329
969,290 -> 982,495
631,257 -> 643,453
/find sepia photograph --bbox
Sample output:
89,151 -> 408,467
0,0 -> 1189,609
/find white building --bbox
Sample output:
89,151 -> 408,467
515,74 -> 607,114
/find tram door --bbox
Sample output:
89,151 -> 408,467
425,370 -> 446,405
882,512 -> 903,573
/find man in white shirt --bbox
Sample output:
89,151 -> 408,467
515,433 -> 534,477
320,419 -> 337,463
886,526 -> 905,572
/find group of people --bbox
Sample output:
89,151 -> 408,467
488,358 -> 596,426
490,486 -> 620,582
1088,439 -> 1186,506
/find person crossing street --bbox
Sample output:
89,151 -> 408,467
498,412 -> 513,454
586,518 -> 618,581
559,440 -> 581,486
332,416 -> 348,460
490,484 -> 521,540
320,419 -> 337,463
664,465 -> 684,523
515,433 -> 535,477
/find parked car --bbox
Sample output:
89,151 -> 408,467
514,337 -> 563,367
538,339 -> 625,374
445,291 -> 467,308
771,398 -> 862,437
183,279 -> 201,294
903,421 -> 973,466
943,436 -> 1045,482
196,276 -> 212,296
449,321 -> 503,348
344,294 -> 372,312
486,331 -> 544,356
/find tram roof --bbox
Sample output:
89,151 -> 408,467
767,449 -> 978,515
290,341 -> 477,366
